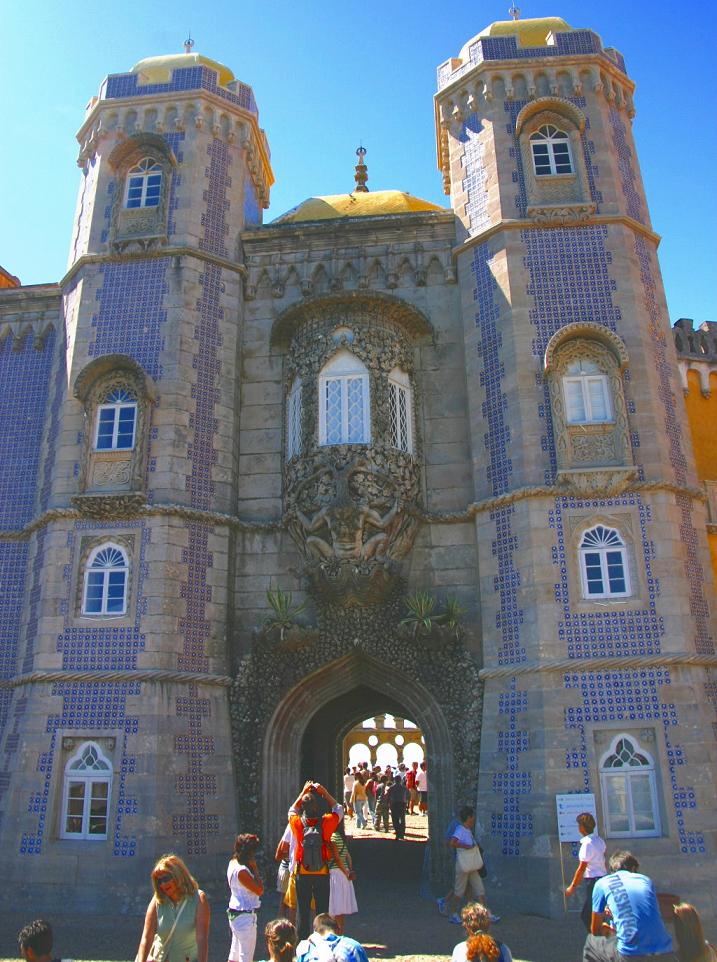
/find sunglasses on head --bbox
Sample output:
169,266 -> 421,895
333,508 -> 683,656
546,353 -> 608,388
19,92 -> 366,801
155,874 -> 173,885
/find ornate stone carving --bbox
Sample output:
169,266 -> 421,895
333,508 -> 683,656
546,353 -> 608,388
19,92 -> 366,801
570,432 -> 616,463
91,458 -> 132,488
527,203 -> 596,224
71,492 -> 147,519
556,466 -> 638,498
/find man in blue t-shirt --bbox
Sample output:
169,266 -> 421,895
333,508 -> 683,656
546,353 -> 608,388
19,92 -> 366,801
583,851 -> 677,962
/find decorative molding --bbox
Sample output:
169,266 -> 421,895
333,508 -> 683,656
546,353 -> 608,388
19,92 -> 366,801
61,246 -> 246,290
70,492 -> 148,519
0,479 -> 707,542
527,203 -> 596,225
0,668 -> 232,690
555,466 -> 638,498
479,652 -> 717,680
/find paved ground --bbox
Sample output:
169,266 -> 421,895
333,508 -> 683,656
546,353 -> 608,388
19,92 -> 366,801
0,813 -> 702,962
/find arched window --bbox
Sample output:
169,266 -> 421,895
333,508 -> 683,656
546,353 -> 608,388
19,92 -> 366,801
530,125 -> 573,175
94,387 -> 138,451
563,359 -> 612,424
600,734 -> 660,837
579,525 -> 630,599
286,377 -> 302,461
82,543 -> 129,616
319,351 -> 370,445
61,741 -> 112,839
124,157 -> 163,209
388,368 -> 413,454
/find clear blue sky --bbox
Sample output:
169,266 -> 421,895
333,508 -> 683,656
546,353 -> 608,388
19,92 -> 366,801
2,1 -> 715,322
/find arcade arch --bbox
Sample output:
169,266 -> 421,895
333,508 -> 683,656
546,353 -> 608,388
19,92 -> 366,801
261,652 -> 455,885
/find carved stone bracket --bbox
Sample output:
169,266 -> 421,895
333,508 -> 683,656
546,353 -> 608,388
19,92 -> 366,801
70,492 -> 148,520
556,466 -> 638,498
527,203 -> 597,225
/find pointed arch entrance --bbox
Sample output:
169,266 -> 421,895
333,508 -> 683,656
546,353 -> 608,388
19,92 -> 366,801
261,651 -> 455,886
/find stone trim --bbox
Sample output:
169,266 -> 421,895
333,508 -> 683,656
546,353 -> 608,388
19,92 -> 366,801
479,653 -> 717,680
60,246 -> 247,290
0,479 -> 706,541
0,668 -> 232,689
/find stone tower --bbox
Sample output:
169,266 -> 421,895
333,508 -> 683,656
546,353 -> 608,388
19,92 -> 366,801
435,17 -> 717,915
0,49 -> 272,910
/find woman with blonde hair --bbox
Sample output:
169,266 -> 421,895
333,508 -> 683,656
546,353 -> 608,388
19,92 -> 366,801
451,902 -> 513,962
673,903 -> 717,962
135,854 -> 210,962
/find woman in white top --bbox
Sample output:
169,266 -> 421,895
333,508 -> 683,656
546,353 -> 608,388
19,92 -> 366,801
565,812 -> 607,931
227,833 -> 263,962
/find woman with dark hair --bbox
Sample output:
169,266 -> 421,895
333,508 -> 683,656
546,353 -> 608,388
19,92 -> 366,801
226,833 -> 263,962
451,903 -> 512,962
257,919 -> 297,962
328,819 -> 358,934
565,811 -> 606,931
673,903 -> 717,962
135,854 -> 210,962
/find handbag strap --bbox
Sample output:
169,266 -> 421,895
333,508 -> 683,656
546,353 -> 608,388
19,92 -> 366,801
158,896 -> 188,953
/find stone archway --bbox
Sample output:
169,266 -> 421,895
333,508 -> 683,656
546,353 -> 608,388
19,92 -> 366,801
260,651 -> 456,886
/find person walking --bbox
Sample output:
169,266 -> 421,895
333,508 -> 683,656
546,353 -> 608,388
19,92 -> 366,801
386,774 -> 407,840
135,854 -> 210,962
226,833 -> 263,962
416,761 -> 429,814
365,770 -> 378,826
374,775 -> 390,832
441,806 -> 497,926
342,767 -> 355,818
350,774 -> 369,830
565,812 -> 607,932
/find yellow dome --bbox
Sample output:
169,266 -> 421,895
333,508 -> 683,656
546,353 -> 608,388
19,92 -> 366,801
273,190 -> 446,224
131,53 -> 235,88
459,16 -> 573,60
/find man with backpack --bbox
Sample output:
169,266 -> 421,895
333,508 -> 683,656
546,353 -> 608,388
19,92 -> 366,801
288,780 -> 343,940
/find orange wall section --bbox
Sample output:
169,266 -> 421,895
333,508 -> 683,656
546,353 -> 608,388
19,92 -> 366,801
684,369 -> 717,482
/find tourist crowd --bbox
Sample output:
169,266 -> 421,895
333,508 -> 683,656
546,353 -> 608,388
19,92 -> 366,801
15,794 -> 715,962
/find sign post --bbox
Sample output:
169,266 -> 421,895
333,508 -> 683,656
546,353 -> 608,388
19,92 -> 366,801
555,793 -> 597,914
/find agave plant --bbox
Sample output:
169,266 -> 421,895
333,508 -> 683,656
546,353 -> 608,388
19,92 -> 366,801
443,596 -> 466,637
263,587 -> 306,641
400,590 -> 443,637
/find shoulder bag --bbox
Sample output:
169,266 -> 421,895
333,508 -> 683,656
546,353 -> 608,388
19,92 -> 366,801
146,897 -> 188,962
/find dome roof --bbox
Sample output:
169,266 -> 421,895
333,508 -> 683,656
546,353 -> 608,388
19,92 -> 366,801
459,16 -> 573,60
273,189 -> 446,224
131,53 -> 235,88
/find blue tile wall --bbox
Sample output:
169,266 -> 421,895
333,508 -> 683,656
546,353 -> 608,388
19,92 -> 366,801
521,226 -> 622,483
89,260 -> 168,381
0,332 -> 57,529
460,114 -> 491,234
0,543 -> 29,789
243,174 -> 260,227
492,679 -> 532,855
16,521 -> 147,857
103,66 -> 257,116
609,108 -> 645,225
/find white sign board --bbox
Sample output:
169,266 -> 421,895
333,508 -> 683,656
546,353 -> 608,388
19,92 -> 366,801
556,793 -> 596,842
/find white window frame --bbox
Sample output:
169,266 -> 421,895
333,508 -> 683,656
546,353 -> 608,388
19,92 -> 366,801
82,543 -> 129,617
94,387 -> 138,451
60,741 -> 112,840
318,350 -> 371,446
579,525 -> 630,600
388,368 -> 413,454
599,734 -> 661,838
530,124 -> 574,176
563,366 -> 613,425
124,157 -> 163,209
287,378 -> 302,460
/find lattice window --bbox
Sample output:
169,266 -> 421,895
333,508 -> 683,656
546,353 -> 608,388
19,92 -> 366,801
319,351 -> 370,445
95,387 -> 138,451
563,360 -> 612,424
388,369 -> 413,453
287,378 -> 302,460
530,125 -> 573,176
82,543 -> 129,616
600,734 -> 660,837
61,741 -> 112,840
579,525 -> 630,599
125,157 -> 163,209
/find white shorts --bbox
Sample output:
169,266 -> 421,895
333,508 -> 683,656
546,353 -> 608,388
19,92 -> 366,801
228,912 -> 257,962
454,867 -> 485,900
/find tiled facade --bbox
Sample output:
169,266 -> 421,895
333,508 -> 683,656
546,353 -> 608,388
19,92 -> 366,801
0,16 -> 715,920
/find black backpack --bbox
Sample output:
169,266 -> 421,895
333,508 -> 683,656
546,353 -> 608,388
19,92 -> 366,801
301,816 -> 326,872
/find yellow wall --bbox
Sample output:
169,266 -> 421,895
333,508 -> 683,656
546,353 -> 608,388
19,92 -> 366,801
683,368 -> 717,586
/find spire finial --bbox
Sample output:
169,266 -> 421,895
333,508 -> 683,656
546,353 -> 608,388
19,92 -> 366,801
509,2 -> 520,20
184,34 -> 195,54
354,145 -> 369,193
